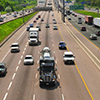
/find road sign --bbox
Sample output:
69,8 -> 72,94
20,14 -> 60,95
70,5 -> 84,10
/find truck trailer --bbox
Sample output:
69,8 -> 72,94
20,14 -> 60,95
85,16 -> 93,25
93,18 -> 100,27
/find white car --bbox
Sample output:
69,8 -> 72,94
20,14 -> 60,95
24,55 -> 34,65
63,51 -> 75,64
10,43 -> 20,53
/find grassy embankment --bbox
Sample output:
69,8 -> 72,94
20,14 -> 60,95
74,10 -> 100,18
0,12 -> 37,43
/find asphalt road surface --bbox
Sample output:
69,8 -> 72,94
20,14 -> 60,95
1,1 -> 100,100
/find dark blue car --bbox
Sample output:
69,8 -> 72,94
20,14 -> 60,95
59,41 -> 66,49
30,23 -> 33,27
26,26 -> 30,31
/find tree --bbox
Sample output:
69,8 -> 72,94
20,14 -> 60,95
5,6 -> 12,13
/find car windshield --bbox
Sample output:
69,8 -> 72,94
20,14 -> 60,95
25,57 -> 32,59
42,66 -> 54,71
11,45 -> 19,47
60,42 -> 65,45
64,55 -> 73,57
0,65 -> 4,68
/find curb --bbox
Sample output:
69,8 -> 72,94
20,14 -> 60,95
0,12 -> 38,47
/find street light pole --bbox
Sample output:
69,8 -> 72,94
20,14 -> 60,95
62,0 -> 65,22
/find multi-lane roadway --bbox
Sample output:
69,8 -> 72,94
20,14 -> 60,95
1,1 -> 100,100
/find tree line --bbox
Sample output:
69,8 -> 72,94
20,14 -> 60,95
0,0 -> 37,12
76,0 -> 100,7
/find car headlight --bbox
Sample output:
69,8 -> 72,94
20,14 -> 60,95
40,79 -> 43,82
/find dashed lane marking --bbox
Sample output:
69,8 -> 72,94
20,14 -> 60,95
16,66 -> 19,71
18,60 -> 21,65
7,82 -> 12,91
12,73 -> 16,80
62,94 -> 64,100
3,92 -> 8,100
33,95 -> 35,100
20,55 -> 23,59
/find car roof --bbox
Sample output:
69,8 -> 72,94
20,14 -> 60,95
12,43 -> 19,45
60,41 -> 65,43
0,62 -> 6,66
91,34 -> 97,36
64,51 -> 73,55
25,55 -> 33,57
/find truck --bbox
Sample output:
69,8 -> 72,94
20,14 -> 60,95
28,28 -> 39,45
93,18 -> 100,27
85,16 -> 93,25
37,47 -> 57,86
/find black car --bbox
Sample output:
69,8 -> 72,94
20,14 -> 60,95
95,30 -> 100,36
45,24 -> 50,28
36,26 -> 41,31
41,19 -> 44,21
36,17 -> 38,20
0,63 -> 7,76
26,26 -> 30,31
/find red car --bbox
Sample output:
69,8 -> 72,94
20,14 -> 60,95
74,14 -> 77,17
81,27 -> 86,31
33,20 -> 36,23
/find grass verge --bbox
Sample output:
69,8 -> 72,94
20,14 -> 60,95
0,12 -> 37,43
74,10 -> 100,18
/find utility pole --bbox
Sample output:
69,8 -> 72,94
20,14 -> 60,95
62,0 -> 65,22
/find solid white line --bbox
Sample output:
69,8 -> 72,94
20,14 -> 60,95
23,51 -> 25,54
16,66 -> 19,71
58,74 -> 60,79
20,55 -> 23,59
62,94 -> 64,100
12,73 -> 16,80
33,95 -> 35,100
35,74 -> 37,78
3,93 -> 8,100
17,29 -> 26,41
18,60 -> 21,65
1,49 -> 10,62
7,82 -> 12,90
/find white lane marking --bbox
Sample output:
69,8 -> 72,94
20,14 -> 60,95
33,95 -> 35,100
7,82 -> 12,90
51,39 -> 53,41
20,55 -> 23,59
55,60 -> 57,64
16,66 -> 19,71
38,52 -> 40,54
52,44 -> 54,47
24,48 -> 26,51
58,74 -> 60,79
27,41 -> 28,45
62,94 -> 64,100
53,51 -> 55,54
12,73 -> 16,80
35,74 -> 37,78
17,29 -> 26,41
23,51 -> 25,54
1,49 -> 10,62
18,60 -> 21,65
3,93 -> 8,100
25,44 -> 27,47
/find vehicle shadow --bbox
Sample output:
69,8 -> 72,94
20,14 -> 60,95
29,41 -> 41,46
39,81 -> 60,90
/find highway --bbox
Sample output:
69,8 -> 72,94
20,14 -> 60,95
1,0 -> 100,100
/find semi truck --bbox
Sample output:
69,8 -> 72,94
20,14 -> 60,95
28,28 -> 39,45
37,47 -> 57,86
85,16 -> 93,25
93,18 -> 100,27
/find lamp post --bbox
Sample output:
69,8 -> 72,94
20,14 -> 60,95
62,0 -> 65,22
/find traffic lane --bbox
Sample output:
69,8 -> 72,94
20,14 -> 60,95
55,12 -> 100,100
6,44 -> 39,100
65,16 -> 100,60
50,18 -> 91,100
33,12 -> 61,100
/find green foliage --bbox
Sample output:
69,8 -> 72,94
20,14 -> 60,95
0,12 -> 37,43
5,6 -> 12,13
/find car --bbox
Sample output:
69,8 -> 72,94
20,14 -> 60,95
6,13 -> 9,16
36,26 -> 41,31
74,14 -> 77,17
26,26 -> 30,31
59,41 -> 66,49
53,25 -> 58,30
68,17 -> 71,20
81,26 -> 86,31
0,17 -> 4,22
33,20 -> 36,23
10,43 -> 20,53
13,14 -> 17,17
72,13 -> 75,16
95,30 -> 100,36
45,23 -> 50,28
63,51 -> 75,64
36,17 -> 38,20
53,21 -> 57,24
41,19 -> 44,21
52,18 -> 55,21
51,12 -> 54,16
38,15 -> 41,18
0,63 -> 7,76
24,55 -> 34,65
89,34 -> 97,40
30,23 -> 34,27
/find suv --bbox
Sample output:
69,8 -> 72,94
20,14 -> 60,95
95,30 -> 100,36
89,34 -> 97,40
0,63 -> 7,76
10,43 -> 20,53
59,41 -> 66,49
63,51 -> 75,64
81,26 -> 86,31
